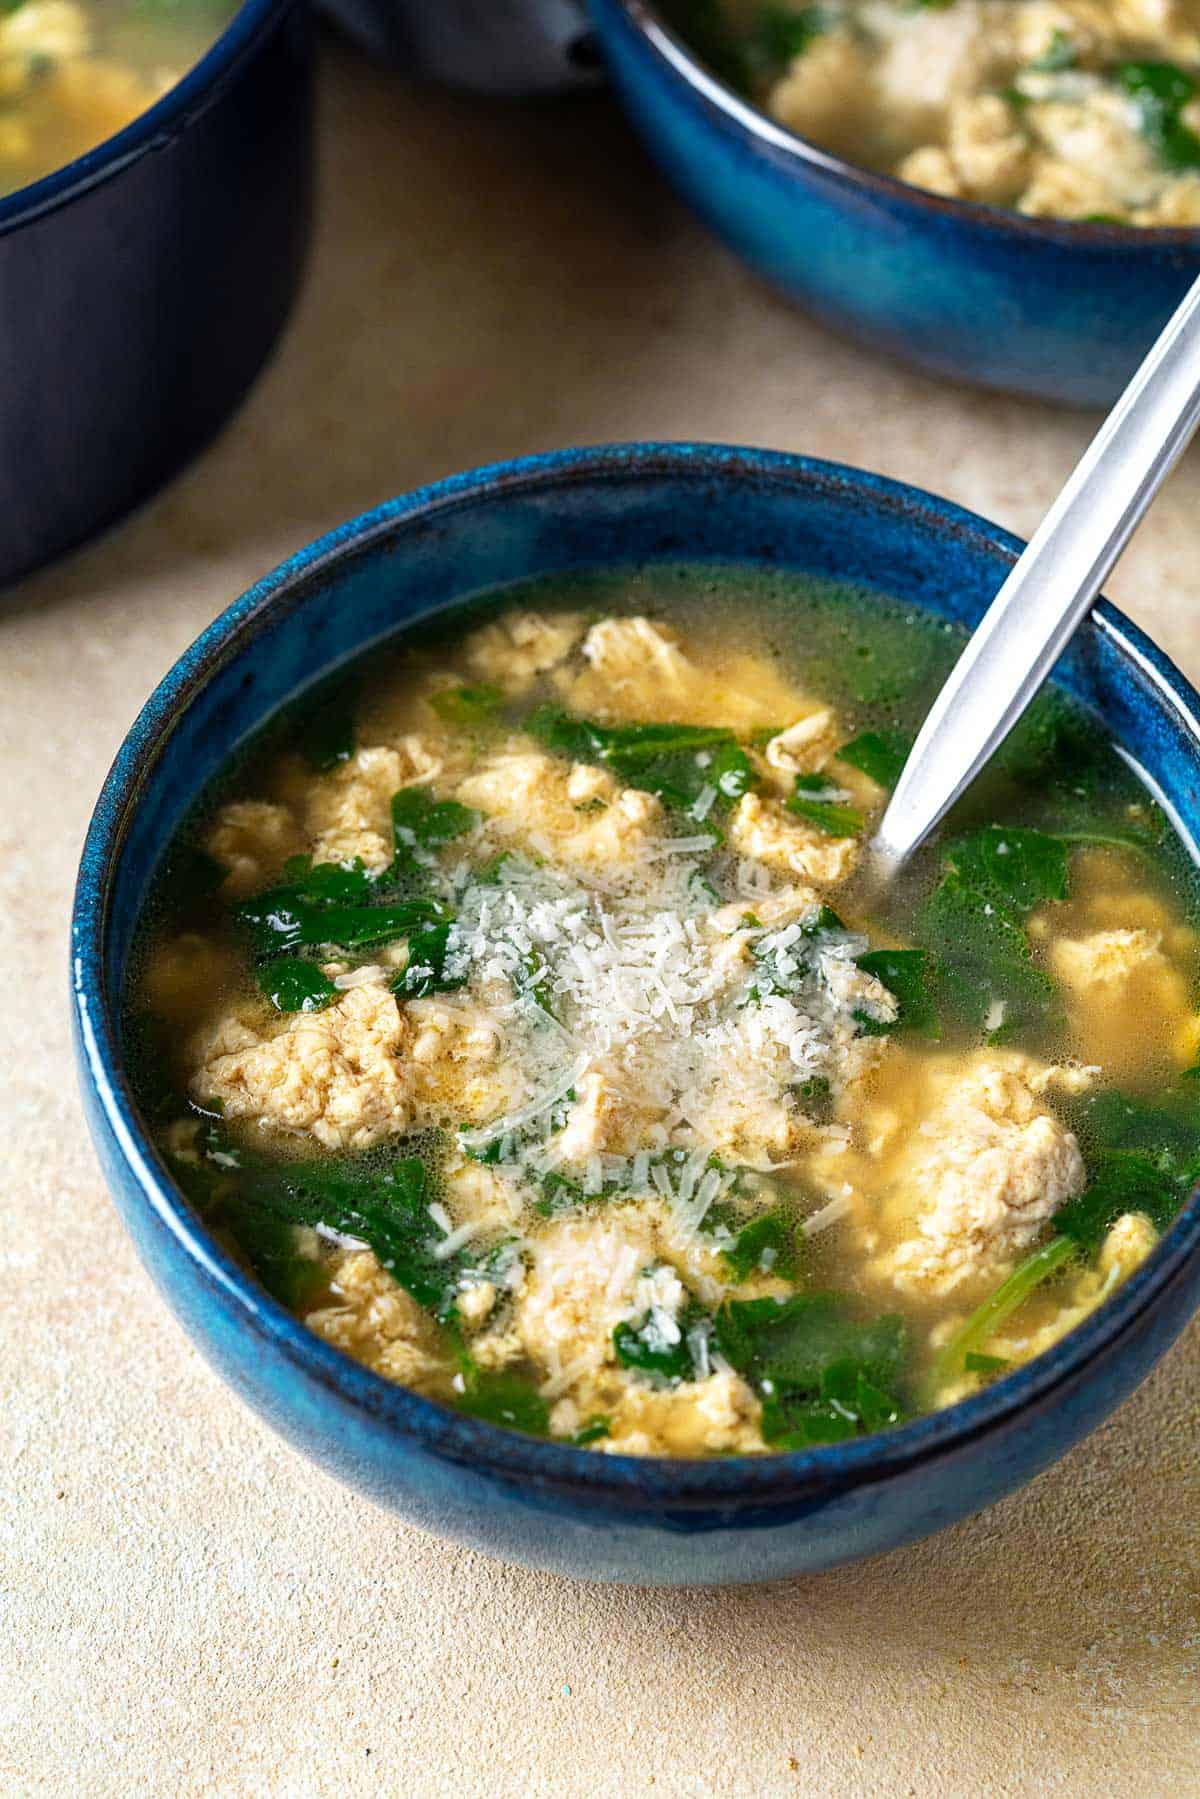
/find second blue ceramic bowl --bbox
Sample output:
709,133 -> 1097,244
589,0 -> 1200,406
72,444 -> 1200,1583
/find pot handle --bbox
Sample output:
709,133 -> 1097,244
322,0 -> 603,94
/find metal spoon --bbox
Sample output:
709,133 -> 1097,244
872,271 -> 1200,878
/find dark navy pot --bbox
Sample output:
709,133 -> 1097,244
321,0 -> 600,93
588,0 -> 1200,406
0,0 -> 313,590
72,444 -> 1200,1584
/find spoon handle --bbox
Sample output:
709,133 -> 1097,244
873,271 -> 1200,872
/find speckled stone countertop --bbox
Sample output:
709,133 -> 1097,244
4,36 -> 1199,1796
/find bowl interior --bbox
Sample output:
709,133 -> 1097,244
0,0 -> 288,231
79,443 -> 1200,1490
612,0 -> 1200,247
98,445 -> 1200,999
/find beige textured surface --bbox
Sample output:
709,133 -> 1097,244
4,36 -> 1200,1796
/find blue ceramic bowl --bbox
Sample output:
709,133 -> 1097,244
588,0 -> 1200,406
72,443 -> 1200,1584
0,0 -> 312,590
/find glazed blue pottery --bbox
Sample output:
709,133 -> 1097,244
72,444 -> 1200,1584
588,0 -> 1200,406
0,0 -> 312,590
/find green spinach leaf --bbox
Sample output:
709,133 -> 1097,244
429,683 -> 506,727
533,1168 -> 590,1216
836,729 -> 913,789
525,707 -> 754,817
257,957 -> 337,1014
1117,61 -> 1200,169
237,879 -> 445,959
794,1074 -> 834,1122
455,1369 -> 550,1435
221,1203 -> 327,1311
854,948 -> 939,1037
613,1299 -> 709,1383
566,1415 -> 611,1446
1054,1150 -> 1178,1249
392,921 -> 470,998
721,1209 -> 800,1282
193,1135 -> 470,1320
740,3 -> 829,79
786,773 -> 863,837
925,1234 -> 1077,1395
918,868 -> 1057,1038
715,1294 -> 907,1445
714,1292 -> 906,1394
996,694 -> 1166,853
944,826 -> 1069,914
279,856 -> 375,904
391,788 -> 480,864
1069,1082 -> 1200,1188
760,1357 -> 904,1447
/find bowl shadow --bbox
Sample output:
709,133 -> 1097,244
481,1313 -> 1200,1756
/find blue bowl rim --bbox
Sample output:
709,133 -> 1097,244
607,0 -> 1200,248
72,440 -> 1200,1508
0,0 -> 298,233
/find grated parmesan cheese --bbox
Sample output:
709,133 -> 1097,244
802,1193 -> 854,1237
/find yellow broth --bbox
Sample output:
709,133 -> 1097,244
126,569 -> 1200,1455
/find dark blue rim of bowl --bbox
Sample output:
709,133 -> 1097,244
73,441 -> 1200,1506
0,0 -> 296,234
614,0 -> 1200,248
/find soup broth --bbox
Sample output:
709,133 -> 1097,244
127,570 -> 1200,1456
0,0 -> 239,196
670,0 -> 1200,225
